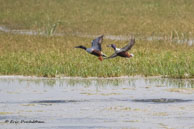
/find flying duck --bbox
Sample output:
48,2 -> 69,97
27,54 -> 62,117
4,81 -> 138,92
105,38 -> 135,59
75,35 -> 107,61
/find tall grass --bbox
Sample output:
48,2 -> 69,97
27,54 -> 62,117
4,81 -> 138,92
44,21 -> 61,36
0,33 -> 193,78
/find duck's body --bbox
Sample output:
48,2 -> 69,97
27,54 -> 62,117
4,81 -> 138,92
105,38 -> 135,59
75,35 -> 106,61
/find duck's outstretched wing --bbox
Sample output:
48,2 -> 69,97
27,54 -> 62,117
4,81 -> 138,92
120,38 -> 135,52
91,35 -> 104,51
104,53 -> 117,59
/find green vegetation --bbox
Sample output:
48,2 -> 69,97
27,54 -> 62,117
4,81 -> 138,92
0,0 -> 194,36
0,0 -> 194,78
0,33 -> 193,78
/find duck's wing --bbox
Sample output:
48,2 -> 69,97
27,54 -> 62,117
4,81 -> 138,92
120,38 -> 135,52
104,53 -> 117,59
91,35 -> 104,51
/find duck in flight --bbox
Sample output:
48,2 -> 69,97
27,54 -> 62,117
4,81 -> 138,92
105,38 -> 135,59
75,35 -> 107,61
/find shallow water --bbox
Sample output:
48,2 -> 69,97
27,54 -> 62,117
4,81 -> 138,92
0,77 -> 194,129
0,26 -> 193,45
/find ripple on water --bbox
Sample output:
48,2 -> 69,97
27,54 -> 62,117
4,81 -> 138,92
30,100 -> 89,104
133,98 -> 193,104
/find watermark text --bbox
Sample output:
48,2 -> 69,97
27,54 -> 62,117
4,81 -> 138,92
4,120 -> 44,124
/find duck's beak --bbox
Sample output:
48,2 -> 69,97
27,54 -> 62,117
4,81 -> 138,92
107,45 -> 112,47
74,46 -> 80,48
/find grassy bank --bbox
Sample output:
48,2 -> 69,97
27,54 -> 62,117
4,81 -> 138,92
0,0 -> 194,78
0,0 -> 194,36
0,33 -> 193,78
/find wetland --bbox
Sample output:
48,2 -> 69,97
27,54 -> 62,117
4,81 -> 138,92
0,76 -> 194,129
0,0 -> 194,78
1,1 -> 194,129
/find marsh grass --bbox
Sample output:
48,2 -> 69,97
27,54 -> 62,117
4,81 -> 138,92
0,0 -> 194,36
44,21 -> 61,36
0,0 -> 194,78
0,33 -> 193,78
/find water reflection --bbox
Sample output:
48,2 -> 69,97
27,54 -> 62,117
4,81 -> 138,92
31,100 -> 88,104
133,98 -> 192,103
144,78 -> 194,88
0,76 -> 193,88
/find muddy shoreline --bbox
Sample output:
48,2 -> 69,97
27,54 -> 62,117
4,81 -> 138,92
0,75 -> 194,80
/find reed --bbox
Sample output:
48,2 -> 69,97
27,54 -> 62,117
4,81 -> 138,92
0,33 -> 193,78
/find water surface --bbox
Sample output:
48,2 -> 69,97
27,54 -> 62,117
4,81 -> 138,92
0,77 -> 194,129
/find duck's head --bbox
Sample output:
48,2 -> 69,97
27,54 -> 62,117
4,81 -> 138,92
75,45 -> 86,50
107,44 -> 116,50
